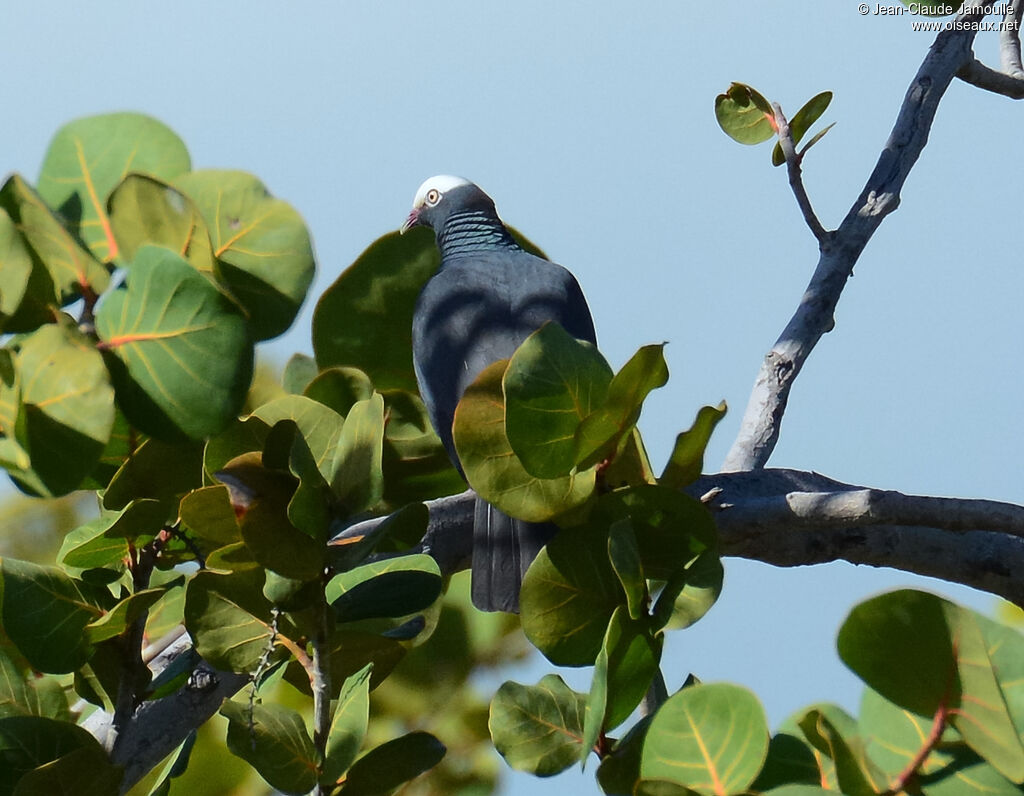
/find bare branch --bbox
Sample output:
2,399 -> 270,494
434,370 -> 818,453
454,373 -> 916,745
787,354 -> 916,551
332,474 -> 1024,606
1001,1 -> 1024,76
723,13 -> 994,472
772,102 -> 830,244
957,57 -> 1024,97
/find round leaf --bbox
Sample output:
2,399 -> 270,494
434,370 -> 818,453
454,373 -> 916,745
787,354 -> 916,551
715,82 -> 776,145
313,228 -> 438,392
837,589 -> 955,718
174,170 -> 315,341
489,675 -> 587,777
13,321 -> 115,496
641,682 -> 769,793
0,560 -> 102,673
454,360 -> 596,523
37,112 -> 190,263
95,245 -> 254,440
326,554 -> 442,624
341,731 -> 446,795
184,569 -> 286,673
520,523 -> 623,666
503,322 -> 613,479
107,174 -> 214,272
221,700 -> 318,794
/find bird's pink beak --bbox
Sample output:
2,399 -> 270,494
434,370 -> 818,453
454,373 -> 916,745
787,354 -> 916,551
400,208 -> 420,235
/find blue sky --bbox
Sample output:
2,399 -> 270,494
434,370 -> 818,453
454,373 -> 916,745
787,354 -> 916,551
4,2 -> 1020,793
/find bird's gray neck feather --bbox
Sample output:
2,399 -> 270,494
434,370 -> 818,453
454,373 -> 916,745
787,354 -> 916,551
438,210 -> 520,259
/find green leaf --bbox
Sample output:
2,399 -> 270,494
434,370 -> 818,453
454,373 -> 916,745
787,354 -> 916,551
37,112 -> 190,263
453,359 -> 596,523
184,569 -> 288,673
216,452 -> 325,580
503,322 -> 613,479
12,321 -> 115,496
838,589 -> 955,717
659,403 -> 727,489
145,733 -> 196,796
340,731 -> 446,795
107,173 -> 214,272
331,392 -> 385,512
839,590 -> 1024,784
489,675 -> 587,777
978,612 -> 1024,737
762,787 -> 835,796
102,437 -> 204,512
326,554 -> 442,623
575,344 -> 669,470
858,686 -> 961,782
797,708 -> 888,795
640,682 -> 769,793
178,485 -> 241,549
86,588 -> 165,643
95,245 -> 254,440
59,499 -> 165,570
304,367 -> 374,415
520,523 -> 623,666
0,208 -> 53,332
600,485 -> 717,581
715,82 -> 776,145
772,92 -> 833,166
378,389 -> 464,506
0,716 -> 115,795
653,549 -> 724,632
0,648 -> 69,720
221,700 -> 318,795
751,732 -> 821,792
313,228 -> 439,392
0,174 -> 108,302
0,559 -> 102,673
608,519 -> 646,620
282,353 -> 319,395
174,170 -> 315,341
583,607 -> 662,768
322,664 -> 373,784
11,741 -> 123,795
250,395 -> 346,487
947,604 -> 1024,783
596,715 -> 653,796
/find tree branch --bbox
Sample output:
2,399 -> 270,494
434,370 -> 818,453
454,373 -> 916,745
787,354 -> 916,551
957,57 -> 1024,97
94,467 -> 1024,790
1000,0 -> 1024,76
723,8 -> 994,471
332,473 -> 1024,606
772,102 -> 829,245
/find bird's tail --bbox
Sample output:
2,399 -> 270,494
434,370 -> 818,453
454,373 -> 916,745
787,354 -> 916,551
471,497 -> 557,613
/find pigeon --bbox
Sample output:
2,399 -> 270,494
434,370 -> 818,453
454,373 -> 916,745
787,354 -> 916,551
402,175 -> 597,612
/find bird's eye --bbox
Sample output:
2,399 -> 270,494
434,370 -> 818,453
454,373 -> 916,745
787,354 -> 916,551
425,188 -> 442,206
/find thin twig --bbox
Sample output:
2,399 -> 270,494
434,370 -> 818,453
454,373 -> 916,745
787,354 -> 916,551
772,103 -> 829,245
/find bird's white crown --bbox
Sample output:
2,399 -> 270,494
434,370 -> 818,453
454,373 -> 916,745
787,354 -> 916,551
411,175 -> 473,208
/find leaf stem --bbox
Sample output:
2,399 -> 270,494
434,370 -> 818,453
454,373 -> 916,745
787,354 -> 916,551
310,584 -> 333,796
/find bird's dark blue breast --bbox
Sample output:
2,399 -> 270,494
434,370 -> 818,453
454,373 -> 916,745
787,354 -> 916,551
411,249 -> 596,469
